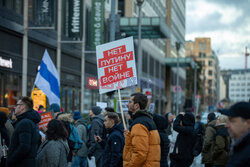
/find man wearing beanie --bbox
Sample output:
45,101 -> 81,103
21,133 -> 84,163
72,110 -> 88,167
170,112 -> 195,167
87,106 -> 105,167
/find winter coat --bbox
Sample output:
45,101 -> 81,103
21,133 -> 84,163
6,109 -> 41,167
170,113 -> 195,167
88,114 -> 105,161
37,139 -> 69,167
211,125 -> 230,166
202,120 -> 216,164
102,123 -> 125,167
153,113 -> 170,167
75,118 -> 88,158
123,110 -> 161,167
226,130 -> 250,167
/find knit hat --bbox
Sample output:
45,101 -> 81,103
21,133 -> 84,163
182,112 -> 195,126
73,110 -> 82,120
91,106 -> 102,115
49,103 -> 61,113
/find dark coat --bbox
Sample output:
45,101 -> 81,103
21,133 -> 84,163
153,113 -> 170,167
170,113 -> 195,167
6,109 -> 41,167
211,125 -> 230,166
102,123 -> 125,167
226,131 -> 250,167
88,114 -> 105,163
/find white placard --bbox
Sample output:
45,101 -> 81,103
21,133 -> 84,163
96,37 -> 137,94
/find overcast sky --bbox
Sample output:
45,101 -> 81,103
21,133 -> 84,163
186,0 -> 250,70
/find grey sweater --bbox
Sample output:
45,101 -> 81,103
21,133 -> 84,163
37,139 -> 69,167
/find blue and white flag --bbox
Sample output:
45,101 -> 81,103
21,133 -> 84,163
34,50 -> 60,105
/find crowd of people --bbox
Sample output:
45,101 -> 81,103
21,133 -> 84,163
0,93 -> 249,167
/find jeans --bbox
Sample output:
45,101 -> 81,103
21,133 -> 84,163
71,156 -> 87,167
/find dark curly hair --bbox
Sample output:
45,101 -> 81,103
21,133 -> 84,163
46,119 -> 68,140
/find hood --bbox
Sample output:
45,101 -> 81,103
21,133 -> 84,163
153,113 -> 168,130
76,118 -> 88,126
109,123 -> 124,134
17,109 -> 41,124
133,110 -> 153,120
208,119 -> 217,126
182,112 -> 195,127
92,113 -> 104,121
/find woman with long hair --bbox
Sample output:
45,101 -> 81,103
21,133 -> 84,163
37,119 -> 69,167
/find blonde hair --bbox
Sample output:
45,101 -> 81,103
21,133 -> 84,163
217,115 -> 229,124
57,113 -> 74,123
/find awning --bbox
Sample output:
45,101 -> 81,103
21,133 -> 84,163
165,57 -> 198,69
119,17 -> 171,39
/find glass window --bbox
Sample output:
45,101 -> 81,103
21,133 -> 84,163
208,70 -> 213,76
209,61 -> 213,66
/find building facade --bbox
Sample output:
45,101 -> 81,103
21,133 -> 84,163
0,0 -> 101,112
122,0 -> 168,114
228,69 -> 250,103
165,0 -> 186,114
186,38 -> 220,108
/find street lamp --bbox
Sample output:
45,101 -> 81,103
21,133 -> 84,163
175,42 -> 181,115
137,0 -> 144,88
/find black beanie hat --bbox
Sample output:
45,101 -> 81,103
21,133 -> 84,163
91,106 -> 102,115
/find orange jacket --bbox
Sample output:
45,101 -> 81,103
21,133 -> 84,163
123,111 -> 161,167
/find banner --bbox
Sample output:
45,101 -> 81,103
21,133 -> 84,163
35,0 -> 55,26
96,37 -> 137,94
68,0 -> 83,39
90,0 -> 105,49
31,89 -> 46,111
38,112 -> 53,130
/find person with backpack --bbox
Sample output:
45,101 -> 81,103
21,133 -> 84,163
202,112 -> 216,167
57,113 -> 83,165
72,111 -> 88,167
170,112 -> 195,167
211,115 -> 230,167
87,106 -> 105,167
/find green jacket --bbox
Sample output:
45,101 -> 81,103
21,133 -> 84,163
202,120 -> 216,164
211,125 -> 230,166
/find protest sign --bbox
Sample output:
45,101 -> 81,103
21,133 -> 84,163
96,36 -> 137,94
38,112 -> 53,130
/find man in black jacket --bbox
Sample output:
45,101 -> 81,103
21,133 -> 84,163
95,112 -> 124,167
170,112 -> 195,167
6,96 -> 41,167
223,102 -> 250,167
